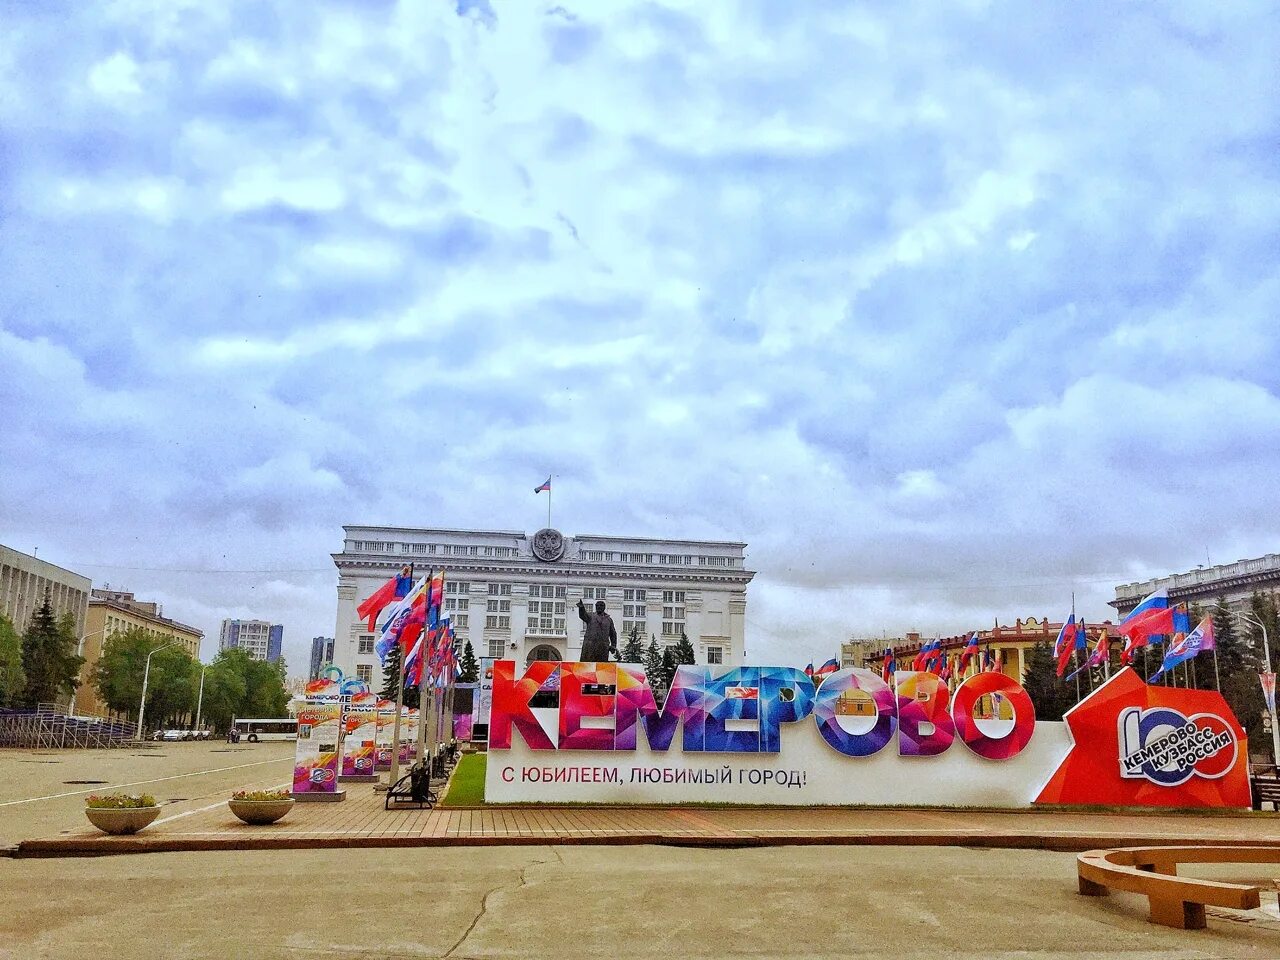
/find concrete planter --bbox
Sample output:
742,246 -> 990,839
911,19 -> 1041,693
228,798 -> 294,825
85,806 -> 161,835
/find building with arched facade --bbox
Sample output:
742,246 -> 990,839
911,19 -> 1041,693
331,525 -> 755,687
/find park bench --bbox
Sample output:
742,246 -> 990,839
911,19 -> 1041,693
1251,776 -> 1280,811
1077,845 -> 1280,929
384,761 -> 435,810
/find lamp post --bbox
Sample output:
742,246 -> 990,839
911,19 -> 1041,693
137,640 -> 182,740
1237,612 -> 1280,769
69,627 -> 108,717
194,663 -> 208,733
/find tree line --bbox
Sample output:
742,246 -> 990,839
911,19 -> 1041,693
0,592 -> 289,732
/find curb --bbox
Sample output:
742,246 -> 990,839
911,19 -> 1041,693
13,832 -> 1279,860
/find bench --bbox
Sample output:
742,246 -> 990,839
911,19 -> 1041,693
1252,777 -> 1280,811
384,761 -> 436,810
1077,845 -> 1279,929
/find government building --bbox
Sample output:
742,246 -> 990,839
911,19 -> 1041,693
331,525 -> 755,687
1112,553 -> 1280,619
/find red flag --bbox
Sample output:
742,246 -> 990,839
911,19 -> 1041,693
356,565 -> 413,631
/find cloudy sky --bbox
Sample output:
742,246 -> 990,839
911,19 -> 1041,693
2,1 -> 1277,674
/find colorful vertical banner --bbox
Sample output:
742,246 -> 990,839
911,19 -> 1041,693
374,698 -> 397,771
476,658 -> 495,741
340,691 -> 378,778
1262,672 -> 1277,715
399,707 -> 419,763
294,676 -> 342,796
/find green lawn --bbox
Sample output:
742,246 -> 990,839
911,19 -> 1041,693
440,753 -> 486,806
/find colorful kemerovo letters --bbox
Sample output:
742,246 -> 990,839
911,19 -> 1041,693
489,662 -> 1036,760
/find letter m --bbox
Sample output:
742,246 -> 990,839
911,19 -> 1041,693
614,664 -> 709,752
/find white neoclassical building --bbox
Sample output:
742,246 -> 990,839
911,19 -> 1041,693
331,525 -> 755,686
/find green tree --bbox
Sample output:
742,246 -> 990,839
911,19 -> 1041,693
197,657 -> 248,733
620,627 -> 645,665
674,631 -> 697,667
642,637 -> 663,683
243,655 -> 290,717
659,645 -> 678,691
0,614 -> 24,707
21,594 -> 84,707
457,641 -> 480,683
379,645 -> 419,708
94,627 -> 197,725
1021,641 -> 1073,721
1212,596 -> 1250,677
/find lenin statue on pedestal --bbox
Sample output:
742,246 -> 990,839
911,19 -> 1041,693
577,599 -> 618,662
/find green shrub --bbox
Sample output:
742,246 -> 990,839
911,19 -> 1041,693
231,788 -> 291,801
85,793 -> 157,809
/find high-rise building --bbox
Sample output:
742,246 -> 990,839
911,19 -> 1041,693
332,525 -> 755,688
309,636 -> 335,680
1113,554 -> 1280,619
76,588 -> 203,717
0,544 -> 91,640
219,619 -> 284,664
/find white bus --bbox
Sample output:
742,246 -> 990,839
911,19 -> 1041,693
232,718 -> 298,742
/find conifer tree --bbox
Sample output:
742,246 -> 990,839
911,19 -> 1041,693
457,640 -> 480,683
674,631 -> 697,667
20,593 -> 83,707
1020,640 -> 1073,721
659,645 -> 678,691
643,637 -> 663,683
379,646 -> 419,709
621,627 -> 645,664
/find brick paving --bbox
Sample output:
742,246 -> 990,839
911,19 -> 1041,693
14,776 -> 1280,857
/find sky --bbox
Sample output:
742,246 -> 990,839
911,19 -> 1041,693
2,1 -> 1278,676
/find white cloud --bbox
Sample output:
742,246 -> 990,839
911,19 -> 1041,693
1,0 -> 1277,675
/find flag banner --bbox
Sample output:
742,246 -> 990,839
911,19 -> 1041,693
294,675 -> 343,796
534,476 -> 551,493
356,565 -> 415,632
1054,615 -> 1082,678
1262,672 -> 1277,715
340,692 -> 378,779
1148,618 -> 1216,682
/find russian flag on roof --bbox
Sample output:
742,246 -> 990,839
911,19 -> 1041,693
534,476 -> 551,493
958,632 -> 980,669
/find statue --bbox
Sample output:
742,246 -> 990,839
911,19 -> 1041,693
577,599 -> 618,662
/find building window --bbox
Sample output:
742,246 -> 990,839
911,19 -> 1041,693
485,615 -> 511,630
356,664 -> 374,684
662,605 -> 685,620
706,646 -> 723,665
624,588 -> 647,601
445,597 -> 468,612
662,590 -> 686,603
488,583 -> 511,596
446,581 -> 470,595
623,604 -> 646,618
582,586 -> 606,601
357,636 -> 375,655
622,620 -> 645,637
662,621 -> 683,636
488,638 -> 504,658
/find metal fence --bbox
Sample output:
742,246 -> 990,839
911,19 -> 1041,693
0,703 -> 138,749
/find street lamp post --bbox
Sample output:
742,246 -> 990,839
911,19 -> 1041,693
137,640 -> 182,740
69,627 -> 108,716
1237,612 -> 1280,770
194,664 -> 208,733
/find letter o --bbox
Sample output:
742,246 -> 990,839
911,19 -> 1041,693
812,668 -> 900,757
951,673 -> 1035,760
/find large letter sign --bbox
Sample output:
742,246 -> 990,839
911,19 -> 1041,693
485,662 -> 1250,809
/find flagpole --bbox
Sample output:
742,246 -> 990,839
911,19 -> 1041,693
386,631 -> 408,791
548,474 -> 552,528
1213,646 -> 1221,692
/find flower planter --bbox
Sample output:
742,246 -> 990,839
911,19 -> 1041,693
228,798 -> 294,825
85,806 -> 161,835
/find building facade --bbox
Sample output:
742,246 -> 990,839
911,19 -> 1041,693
309,636 -> 335,680
852,617 -> 1116,685
0,544 -> 91,640
1113,554 -> 1280,619
332,525 -> 755,688
75,589 -> 204,717
219,619 -> 284,663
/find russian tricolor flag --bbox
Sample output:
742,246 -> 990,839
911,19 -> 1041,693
534,476 -> 551,493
